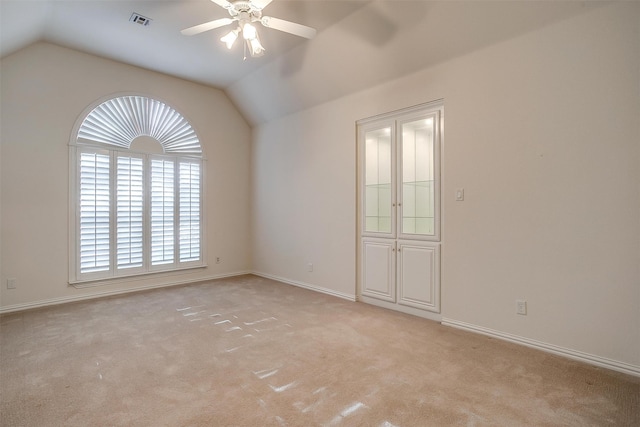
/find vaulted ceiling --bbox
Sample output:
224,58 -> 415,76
1,0 -> 600,125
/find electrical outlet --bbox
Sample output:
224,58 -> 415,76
216,257 -> 221,264
7,278 -> 16,289
307,263 -> 313,272
516,300 -> 527,315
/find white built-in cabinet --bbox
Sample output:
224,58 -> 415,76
357,101 -> 442,317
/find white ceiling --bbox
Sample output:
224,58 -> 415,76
1,0 -> 600,125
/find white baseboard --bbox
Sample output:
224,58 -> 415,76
441,318 -> 640,378
359,294 -> 442,323
252,271 -> 356,302
0,271 -> 354,314
0,271 -> 251,315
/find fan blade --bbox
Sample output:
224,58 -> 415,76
260,16 -> 316,39
210,0 -> 233,9
181,18 -> 235,36
251,0 -> 273,10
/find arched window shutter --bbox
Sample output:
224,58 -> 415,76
77,96 -> 202,156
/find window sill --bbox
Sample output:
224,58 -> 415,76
69,264 -> 208,289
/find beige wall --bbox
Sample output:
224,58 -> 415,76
0,42 -> 252,310
251,3 -> 640,369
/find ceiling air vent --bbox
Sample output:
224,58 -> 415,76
130,12 -> 152,26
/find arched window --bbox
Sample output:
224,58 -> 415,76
70,95 -> 203,283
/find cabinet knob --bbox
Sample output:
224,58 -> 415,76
398,203 -> 402,207
392,203 -> 396,207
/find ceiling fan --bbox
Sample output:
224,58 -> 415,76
181,0 -> 317,58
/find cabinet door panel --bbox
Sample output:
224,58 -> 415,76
398,111 -> 440,241
360,121 -> 396,238
361,239 -> 396,302
397,241 -> 440,312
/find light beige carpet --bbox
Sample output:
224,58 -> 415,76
1,275 -> 638,426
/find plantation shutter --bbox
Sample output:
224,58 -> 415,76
73,96 -> 204,283
150,158 -> 175,266
179,161 -> 201,262
116,155 -> 144,270
79,151 -> 111,274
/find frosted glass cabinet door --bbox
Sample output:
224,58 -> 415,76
362,123 -> 395,237
399,113 -> 439,240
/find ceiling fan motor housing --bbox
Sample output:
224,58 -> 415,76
229,1 -> 263,22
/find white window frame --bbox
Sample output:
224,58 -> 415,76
69,95 -> 205,285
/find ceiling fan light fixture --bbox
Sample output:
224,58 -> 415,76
220,29 -> 239,49
242,22 -> 258,40
248,35 -> 265,57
